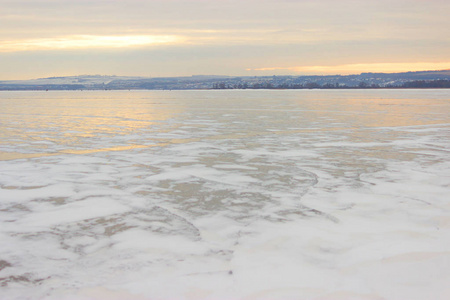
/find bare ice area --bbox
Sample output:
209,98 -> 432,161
0,90 -> 449,300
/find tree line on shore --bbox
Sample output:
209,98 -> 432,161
212,80 -> 450,89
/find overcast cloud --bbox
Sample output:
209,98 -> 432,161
1,0 -> 449,79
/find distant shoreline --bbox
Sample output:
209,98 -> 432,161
1,70 -> 449,91
1,87 -> 450,92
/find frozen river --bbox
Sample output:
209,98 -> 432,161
0,90 -> 449,299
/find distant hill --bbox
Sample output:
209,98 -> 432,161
1,70 -> 449,90
361,70 -> 450,76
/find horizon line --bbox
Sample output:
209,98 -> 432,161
4,68 -> 449,82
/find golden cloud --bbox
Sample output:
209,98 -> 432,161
248,62 -> 450,74
0,35 -> 185,52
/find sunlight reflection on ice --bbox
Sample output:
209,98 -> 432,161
0,90 -> 449,300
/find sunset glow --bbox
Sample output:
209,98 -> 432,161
249,62 -> 450,75
0,0 -> 449,79
0,35 -> 184,52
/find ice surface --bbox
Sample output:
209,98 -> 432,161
0,90 -> 449,299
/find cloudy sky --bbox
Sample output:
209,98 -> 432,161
1,0 -> 449,80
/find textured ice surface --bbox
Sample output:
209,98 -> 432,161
0,90 -> 449,299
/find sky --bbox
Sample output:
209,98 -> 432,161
1,0 -> 449,80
